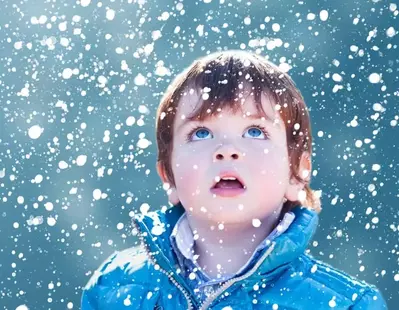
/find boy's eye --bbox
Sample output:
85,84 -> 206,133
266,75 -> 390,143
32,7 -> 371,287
186,125 -> 268,142
193,128 -> 211,140
243,127 -> 264,138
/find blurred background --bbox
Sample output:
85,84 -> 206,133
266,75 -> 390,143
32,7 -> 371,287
0,0 -> 398,309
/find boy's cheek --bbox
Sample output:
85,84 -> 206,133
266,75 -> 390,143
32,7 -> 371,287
173,163 -> 203,184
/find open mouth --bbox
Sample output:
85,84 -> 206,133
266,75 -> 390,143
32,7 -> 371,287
210,175 -> 247,197
212,177 -> 245,189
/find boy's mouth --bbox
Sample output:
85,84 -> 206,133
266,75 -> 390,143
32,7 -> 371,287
211,173 -> 246,190
213,177 -> 244,189
210,174 -> 247,197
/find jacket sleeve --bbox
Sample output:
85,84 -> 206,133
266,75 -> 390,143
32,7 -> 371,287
81,248 -> 159,310
81,251 -> 118,310
350,287 -> 388,310
81,281 -> 100,310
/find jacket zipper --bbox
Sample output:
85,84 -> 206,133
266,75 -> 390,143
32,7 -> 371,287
131,218 -> 195,310
198,241 -> 276,310
132,217 -> 276,310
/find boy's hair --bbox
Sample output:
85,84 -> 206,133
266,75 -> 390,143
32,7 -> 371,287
155,50 -> 321,215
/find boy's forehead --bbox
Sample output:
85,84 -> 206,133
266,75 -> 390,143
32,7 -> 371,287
174,87 -> 280,130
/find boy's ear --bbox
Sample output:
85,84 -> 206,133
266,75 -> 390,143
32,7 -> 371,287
284,152 -> 312,203
156,161 -> 180,206
156,161 -> 168,184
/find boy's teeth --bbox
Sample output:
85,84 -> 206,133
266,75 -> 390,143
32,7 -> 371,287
213,175 -> 246,188
214,176 -> 238,184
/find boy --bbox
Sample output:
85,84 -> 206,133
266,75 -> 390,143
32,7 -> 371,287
81,51 -> 387,309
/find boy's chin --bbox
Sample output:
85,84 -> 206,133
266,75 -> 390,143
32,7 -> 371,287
189,206 -> 258,225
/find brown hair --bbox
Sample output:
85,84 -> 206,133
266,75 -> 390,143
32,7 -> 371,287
155,50 -> 321,216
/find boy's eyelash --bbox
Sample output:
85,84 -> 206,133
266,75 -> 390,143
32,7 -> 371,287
184,123 -> 269,142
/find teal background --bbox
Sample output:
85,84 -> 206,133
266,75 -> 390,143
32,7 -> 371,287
0,0 -> 398,308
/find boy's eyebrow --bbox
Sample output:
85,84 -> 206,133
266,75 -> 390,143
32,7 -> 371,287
176,113 -> 277,132
176,118 -> 193,132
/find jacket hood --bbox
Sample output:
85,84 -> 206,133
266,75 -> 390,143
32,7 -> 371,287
132,202 -> 319,282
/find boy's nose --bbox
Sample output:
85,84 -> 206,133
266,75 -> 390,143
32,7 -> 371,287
213,144 -> 243,161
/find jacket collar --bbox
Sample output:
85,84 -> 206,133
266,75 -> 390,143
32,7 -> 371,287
132,201 -> 319,281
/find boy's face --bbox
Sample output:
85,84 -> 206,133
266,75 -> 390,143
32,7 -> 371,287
158,86 -> 309,225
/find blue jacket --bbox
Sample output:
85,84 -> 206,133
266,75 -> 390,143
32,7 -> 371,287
81,203 -> 387,309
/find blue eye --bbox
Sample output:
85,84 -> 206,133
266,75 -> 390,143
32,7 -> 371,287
242,125 -> 269,139
184,127 -> 211,142
193,128 -> 211,140
246,127 -> 262,138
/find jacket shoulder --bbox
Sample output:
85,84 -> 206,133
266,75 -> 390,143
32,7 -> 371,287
81,245 -> 164,310
83,244 -> 151,290
297,253 -> 387,309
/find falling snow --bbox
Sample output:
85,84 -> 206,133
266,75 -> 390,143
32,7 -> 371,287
28,125 -> 43,139
0,0 -> 397,308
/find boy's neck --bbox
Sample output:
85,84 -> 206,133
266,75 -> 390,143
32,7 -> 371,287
186,207 -> 283,278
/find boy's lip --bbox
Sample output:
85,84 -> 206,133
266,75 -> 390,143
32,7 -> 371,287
210,187 -> 247,197
211,170 -> 246,189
